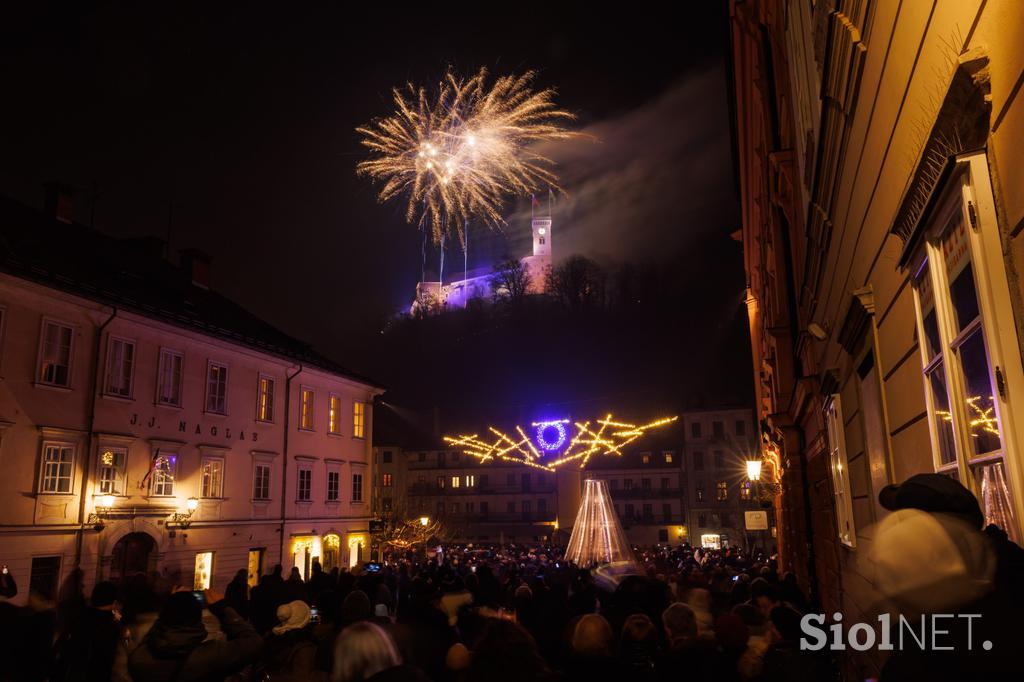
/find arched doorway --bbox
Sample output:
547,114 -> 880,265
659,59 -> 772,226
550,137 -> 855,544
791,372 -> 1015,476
322,534 -> 340,572
109,532 -> 157,583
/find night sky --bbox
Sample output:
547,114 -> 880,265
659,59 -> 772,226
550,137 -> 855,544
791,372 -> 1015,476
0,3 -> 749,412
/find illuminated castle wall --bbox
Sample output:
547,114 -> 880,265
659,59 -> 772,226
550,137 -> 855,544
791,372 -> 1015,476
412,214 -> 551,312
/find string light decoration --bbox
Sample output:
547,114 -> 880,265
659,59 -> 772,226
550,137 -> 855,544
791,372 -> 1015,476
565,478 -> 637,567
443,415 -> 678,472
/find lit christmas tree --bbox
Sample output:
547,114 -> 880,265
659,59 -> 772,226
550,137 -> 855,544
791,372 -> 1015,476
565,478 -> 637,567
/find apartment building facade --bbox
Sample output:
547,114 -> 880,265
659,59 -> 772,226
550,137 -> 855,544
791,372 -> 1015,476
0,196 -> 382,605
732,1 -> 1024,678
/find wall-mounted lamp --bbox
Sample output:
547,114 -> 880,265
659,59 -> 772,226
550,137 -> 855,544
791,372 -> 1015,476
170,497 -> 200,530
87,494 -> 116,531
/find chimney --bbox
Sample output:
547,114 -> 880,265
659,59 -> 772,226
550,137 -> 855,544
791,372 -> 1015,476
43,181 -> 75,224
179,248 -> 212,289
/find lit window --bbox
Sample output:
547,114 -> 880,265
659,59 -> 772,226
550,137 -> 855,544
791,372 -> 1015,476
741,481 -> 752,500
352,473 -> 363,502
194,552 -> 213,590
253,464 -> 271,500
300,387 -> 315,430
825,396 -> 855,546
353,401 -> 366,439
157,349 -> 184,407
151,452 -> 177,497
205,362 -> 228,414
200,458 -> 224,498
437,476 -> 445,489
41,443 -> 75,493
257,375 -> 275,422
297,468 -> 312,501
664,452 -> 674,464
465,474 -> 475,487
328,394 -> 342,434
451,476 -> 460,488
38,319 -> 74,387
104,337 -> 135,397
382,473 -> 392,487
97,447 -> 127,495
327,470 -> 340,502
641,453 -> 650,464
716,481 -> 728,501
911,184 -> 1019,539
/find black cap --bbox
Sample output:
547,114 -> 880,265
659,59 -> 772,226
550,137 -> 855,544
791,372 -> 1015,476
879,473 -> 984,528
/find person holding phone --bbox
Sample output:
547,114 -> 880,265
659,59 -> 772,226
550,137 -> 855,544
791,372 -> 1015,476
128,587 -> 261,682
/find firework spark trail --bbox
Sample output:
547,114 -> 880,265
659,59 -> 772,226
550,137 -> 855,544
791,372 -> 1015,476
356,68 -> 576,245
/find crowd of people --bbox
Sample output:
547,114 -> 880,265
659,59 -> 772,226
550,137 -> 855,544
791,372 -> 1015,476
0,542 -> 835,682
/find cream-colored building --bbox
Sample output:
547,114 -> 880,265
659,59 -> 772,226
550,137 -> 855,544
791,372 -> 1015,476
732,1 -> 1024,678
0,196 -> 382,605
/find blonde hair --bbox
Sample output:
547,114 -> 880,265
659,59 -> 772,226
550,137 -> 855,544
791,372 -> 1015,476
332,621 -> 401,682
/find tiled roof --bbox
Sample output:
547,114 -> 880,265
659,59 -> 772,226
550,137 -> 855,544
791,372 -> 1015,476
0,195 -> 382,388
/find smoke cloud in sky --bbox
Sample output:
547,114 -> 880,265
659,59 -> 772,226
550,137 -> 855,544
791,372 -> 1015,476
503,64 -> 738,265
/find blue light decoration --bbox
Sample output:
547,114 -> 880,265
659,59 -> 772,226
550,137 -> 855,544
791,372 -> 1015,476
534,419 -> 570,452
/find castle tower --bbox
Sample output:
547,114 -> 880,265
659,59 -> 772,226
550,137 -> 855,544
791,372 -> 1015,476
522,214 -> 552,293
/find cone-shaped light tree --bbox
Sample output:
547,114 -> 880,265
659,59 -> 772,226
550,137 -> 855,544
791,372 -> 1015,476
565,478 -> 637,567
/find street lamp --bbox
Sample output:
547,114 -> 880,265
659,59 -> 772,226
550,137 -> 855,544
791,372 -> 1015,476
88,494 -> 116,531
419,516 -> 430,527
170,497 -> 200,531
746,459 -> 762,482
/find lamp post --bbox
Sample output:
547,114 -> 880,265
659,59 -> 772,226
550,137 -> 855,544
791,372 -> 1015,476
745,460 -> 763,553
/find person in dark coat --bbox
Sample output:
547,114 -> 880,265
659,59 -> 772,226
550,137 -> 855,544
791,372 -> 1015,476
128,588 -> 261,682
286,567 -> 308,603
259,600 -> 318,682
51,581 -> 127,682
224,569 -> 251,620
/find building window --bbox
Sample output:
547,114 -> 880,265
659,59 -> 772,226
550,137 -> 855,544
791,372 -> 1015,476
714,451 -> 724,468
661,477 -> 669,489
253,464 -> 271,500
641,453 -> 650,465
642,503 -> 652,519
624,503 -> 634,519
825,395 -> 856,547
522,500 -> 531,517
418,452 -> 426,462
194,552 -> 213,590
97,447 -> 127,495
465,474 -> 475,487
481,474 -> 489,488
200,458 -> 224,498
624,478 -> 633,490
451,502 -> 460,514
382,473 -> 392,487
716,481 -> 728,501
506,473 -> 515,487
741,481 -> 752,500
38,319 -> 74,387
721,512 -> 732,528
480,501 -> 489,515
40,443 -> 75,493
205,362 -> 228,414
382,450 -> 393,464
663,451 -> 674,464
327,470 -> 340,502
300,387 -> 315,430
735,420 -> 746,436
912,187 -> 1019,538
382,497 -> 392,511
297,468 -> 312,501
353,401 -> 366,439
507,501 -> 516,513
712,421 -> 724,438
609,479 -> 618,490
104,337 -> 135,398
693,451 -> 704,471
538,498 -> 547,515
662,503 -> 672,522
690,422 -> 701,438
352,472 -> 363,502
257,375 -> 275,422
157,349 -> 184,407
466,501 -> 474,513
437,476 -> 445,489
698,513 -> 707,527
437,501 -> 445,516
641,478 -> 651,490
30,557 -> 62,601
695,485 -> 704,502
451,475 -> 460,488
328,394 -> 342,434
151,452 -> 177,497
